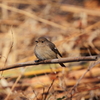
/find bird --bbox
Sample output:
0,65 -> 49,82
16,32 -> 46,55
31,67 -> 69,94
34,37 -> 66,67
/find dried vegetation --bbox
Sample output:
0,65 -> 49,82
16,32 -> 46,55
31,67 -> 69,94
0,0 -> 100,100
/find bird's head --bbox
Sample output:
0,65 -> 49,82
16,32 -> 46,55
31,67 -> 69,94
35,37 -> 49,46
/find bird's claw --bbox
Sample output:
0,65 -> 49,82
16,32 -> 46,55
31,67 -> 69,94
34,60 -> 40,62
35,60 -> 43,62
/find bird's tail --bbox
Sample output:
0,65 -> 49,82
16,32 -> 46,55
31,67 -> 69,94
59,63 -> 66,67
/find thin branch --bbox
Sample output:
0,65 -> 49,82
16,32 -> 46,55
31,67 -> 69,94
5,75 -> 22,100
61,5 -> 100,17
0,3 -> 66,30
67,85 -> 100,99
44,79 -> 55,100
1,27 -> 14,75
0,56 -> 97,71
69,60 -> 100,99
3,27 -> 14,67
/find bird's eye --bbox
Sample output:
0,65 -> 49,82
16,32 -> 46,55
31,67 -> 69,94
41,41 -> 44,43
35,41 -> 38,43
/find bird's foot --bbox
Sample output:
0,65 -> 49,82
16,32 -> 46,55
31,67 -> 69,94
34,60 -> 42,62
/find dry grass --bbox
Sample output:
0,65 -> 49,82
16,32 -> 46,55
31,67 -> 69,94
0,0 -> 100,100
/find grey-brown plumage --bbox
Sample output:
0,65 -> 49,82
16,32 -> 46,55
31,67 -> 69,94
34,37 -> 66,67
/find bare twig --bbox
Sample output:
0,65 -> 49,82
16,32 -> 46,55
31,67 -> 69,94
0,3 -> 66,30
1,27 -> 14,75
5,75 -> 22,100
0,56 -> 97,71
69,60 -> 100,99
68,85 -> 100,99
44,79 -> 55,100
61,5 -> 100,17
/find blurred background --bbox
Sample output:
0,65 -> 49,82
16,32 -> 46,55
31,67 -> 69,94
0,0 -> 100,100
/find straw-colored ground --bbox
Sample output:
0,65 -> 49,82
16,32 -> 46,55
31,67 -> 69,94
0,0 -> 100,100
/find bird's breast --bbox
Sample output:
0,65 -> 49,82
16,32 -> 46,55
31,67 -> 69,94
34,45 -> 57,60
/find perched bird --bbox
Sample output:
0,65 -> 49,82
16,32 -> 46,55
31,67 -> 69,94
34,37 -> 66,67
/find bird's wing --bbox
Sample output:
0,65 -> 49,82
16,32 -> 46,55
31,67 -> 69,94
48,42 -> 62,57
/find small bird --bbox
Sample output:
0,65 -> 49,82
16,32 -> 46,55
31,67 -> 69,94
34,37 -> 66,67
